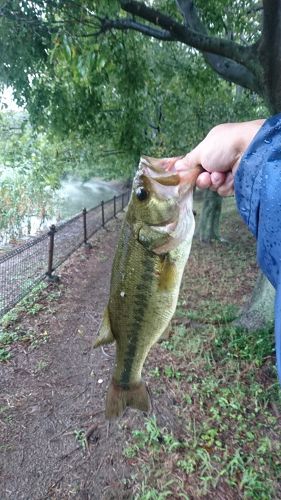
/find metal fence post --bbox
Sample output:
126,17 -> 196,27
101,201 -> 105,227
121,193 -> 124,210
47,224 -> 59,281
113,195 -> 117,217
83,208 -> 92,248
83,208 -> 87,244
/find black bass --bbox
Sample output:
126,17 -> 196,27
94,156 -> 200,418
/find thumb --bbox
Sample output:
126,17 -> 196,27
174,148 -> 202,172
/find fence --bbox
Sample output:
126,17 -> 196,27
0,190 -> 130,318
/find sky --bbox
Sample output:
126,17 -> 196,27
0,87 -> 22,111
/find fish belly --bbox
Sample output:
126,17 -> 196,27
108,222 -> 188,386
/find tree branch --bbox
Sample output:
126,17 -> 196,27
120,0 -> 253,68
175,0 -> 261,93
99,17 -> 175,41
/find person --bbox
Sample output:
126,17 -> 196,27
174,119 -> 266,195
172,115 -> 281,385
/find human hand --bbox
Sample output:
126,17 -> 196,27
173,120 -> 265,196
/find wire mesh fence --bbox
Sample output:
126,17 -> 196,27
0,190 -> 130,318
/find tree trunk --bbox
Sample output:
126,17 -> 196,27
258,0 -> 281,114
236,0 -> 281,332
196,190 -> 222,242
235,272 -> 275,331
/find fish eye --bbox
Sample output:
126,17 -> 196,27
135,187 -> 149,202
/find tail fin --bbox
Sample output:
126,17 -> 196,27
105,380 -> 151,419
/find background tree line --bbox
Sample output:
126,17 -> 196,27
0,0 -> 276,328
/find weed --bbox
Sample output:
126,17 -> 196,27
0,406 -> 13,424
163,365 -> 182,380
0,277 -> 60,359
0,330 -> 19,345
1,281 -> 48,327
0,348 -> 11,361
135,479 -> 175,500
137,416 -> 162,447
127,416 -> 183,457
35,360 -> 48,372
160,324 -> 188,352
123,445 -> 138,458
23,329 -> 49,349
73,429 -> 87,450
177,454 -> 197,474
214,324 -> 274,364
149,367 -> 161,378
187,302 -> 238,325
162,433 -> 182,452
240,467 -> 274,498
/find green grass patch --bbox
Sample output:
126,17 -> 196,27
186,301 -> 239,324
0,280 -> 63,361
122,207 -> 281,498
214,324 -> 275,364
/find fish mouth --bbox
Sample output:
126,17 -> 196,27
138,155 -> 202,191
137,156 -> 181,187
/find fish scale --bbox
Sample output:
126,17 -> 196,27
94,156 -> 201,418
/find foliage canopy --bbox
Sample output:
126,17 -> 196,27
0,1 -> 267,179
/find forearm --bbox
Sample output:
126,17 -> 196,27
234,119 -> 266,155
206,119 -> 266,169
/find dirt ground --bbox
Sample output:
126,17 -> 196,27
1,215 -> 190,500
0,217 -> 137,499
0,207 -> 279,499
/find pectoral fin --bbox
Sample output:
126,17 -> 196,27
94,307 -> 115,348
158,257 -> 177,291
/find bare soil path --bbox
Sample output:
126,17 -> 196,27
0,205 -> 280,500
0,217 -> 140,500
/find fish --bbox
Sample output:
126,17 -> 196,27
94,156 -> 201,419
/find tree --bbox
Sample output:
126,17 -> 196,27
109,0 -> 275,331
0,0 -> 275,329
94,0 -> 278,330
0,2 -> 263,172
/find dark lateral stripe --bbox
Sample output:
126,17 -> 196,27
120,253 -> 154,386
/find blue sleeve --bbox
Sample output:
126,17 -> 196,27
234,114 -> 281,383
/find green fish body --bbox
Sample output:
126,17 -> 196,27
94,156 -> 200,418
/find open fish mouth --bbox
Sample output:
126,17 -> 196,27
136,156 -> 181,187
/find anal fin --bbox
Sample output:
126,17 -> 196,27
158,323 -> 171,342
94,307 -> 115,348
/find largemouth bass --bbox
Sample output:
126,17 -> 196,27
94,156 -> 200,419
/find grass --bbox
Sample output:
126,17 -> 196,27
0,281 -> 63,360
74,429 -> 87,450
122,200 -> 281,499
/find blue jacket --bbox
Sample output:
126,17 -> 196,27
235,114 -> 281,382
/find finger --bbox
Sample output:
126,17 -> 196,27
174,146 -> 202,172
217,172 -> 234,196
196,171 -> 212,190
210,171 -> 226,188
163,156 -> 184,171
173,156 -> 190,172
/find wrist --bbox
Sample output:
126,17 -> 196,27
237,119 -> 266,155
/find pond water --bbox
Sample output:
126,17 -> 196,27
1,177 -> 120,248
56,177 -> 119,219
